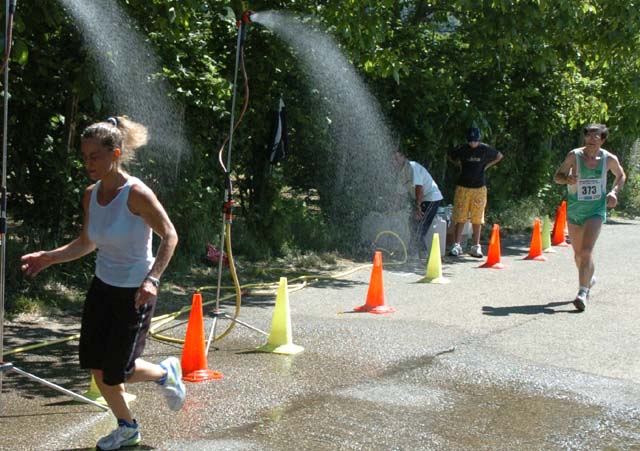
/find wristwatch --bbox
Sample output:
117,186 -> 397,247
145,275 -> 160,288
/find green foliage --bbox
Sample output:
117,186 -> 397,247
5,230 -> 90,317
617,140 -> 640,216
4,0 -> 640,314
233,187 -> 334,260
487,195 -> 548,234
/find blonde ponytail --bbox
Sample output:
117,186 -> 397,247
114,116 -> 148,153
81,115 -> 149,165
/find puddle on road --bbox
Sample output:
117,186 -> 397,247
206,378 -> 640,450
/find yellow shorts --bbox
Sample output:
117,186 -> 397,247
452,186 -> 487,224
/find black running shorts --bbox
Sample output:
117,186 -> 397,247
79,277 -> 156,385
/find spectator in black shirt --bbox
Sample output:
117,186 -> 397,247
447,127 -> 503,257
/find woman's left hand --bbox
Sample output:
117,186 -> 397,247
135,279 -> 158,309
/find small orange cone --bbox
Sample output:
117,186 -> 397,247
257,277 -> 304,355
420,233 -> 449,284
552,201 -> 569,247
354,251 -> 396,313
181,292 -> 224,382
479,224 -> 505,269
524,217 -> 546,261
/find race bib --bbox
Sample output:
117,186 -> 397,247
577,178 -> 602,201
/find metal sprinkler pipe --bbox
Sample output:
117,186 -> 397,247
206,10 -> 257,352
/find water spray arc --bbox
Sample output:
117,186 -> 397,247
205,10 -> 268,352
0,0 -> 108,412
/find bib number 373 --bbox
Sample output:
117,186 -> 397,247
577,179 -> 602,201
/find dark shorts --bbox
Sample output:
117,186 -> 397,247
79,276 -> 156,386
413,200 -> 442,251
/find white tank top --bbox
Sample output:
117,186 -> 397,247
88,176 -> 154,287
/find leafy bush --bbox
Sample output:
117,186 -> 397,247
617,140 -> 640,217
487,195 -> 548,236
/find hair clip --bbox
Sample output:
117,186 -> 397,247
106,117 -> 118,127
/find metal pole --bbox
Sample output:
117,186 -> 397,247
1,363 -> 109,411
1,0 -> 12,396
213,23 -> 244,315
205,21 -> 261,353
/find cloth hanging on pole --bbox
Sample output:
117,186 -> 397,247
268,97 -> 288,165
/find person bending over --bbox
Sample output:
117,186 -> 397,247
394,150 -> 443,257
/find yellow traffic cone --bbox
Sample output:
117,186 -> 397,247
420,233 -> 449,284
83,374 -> 136,407
542,215 -> 556,253
257,277 -> 304,355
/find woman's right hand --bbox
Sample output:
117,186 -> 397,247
21,251 -> 55,277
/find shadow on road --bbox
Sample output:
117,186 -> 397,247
57,447 -> 155,451
482,300 -> 576,316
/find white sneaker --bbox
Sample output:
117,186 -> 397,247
96,419 -> 140,450
469,244 -> 483,258
449,242 -> 463,257
159,357 -> 186,411
573,288 -> 588,312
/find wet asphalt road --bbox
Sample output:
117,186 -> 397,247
1,219 -> 639,450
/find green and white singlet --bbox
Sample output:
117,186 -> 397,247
567,148 -> 608,226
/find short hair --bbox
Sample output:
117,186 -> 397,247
583,123 -> 609,140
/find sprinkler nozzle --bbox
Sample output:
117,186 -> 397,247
236,10 -> 254,43
241,10 -> 253,25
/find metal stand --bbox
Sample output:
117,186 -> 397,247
0,0 -> 106,412
0,362 -> 108,411
205,309 -> 267,355
204,11 -> 268,354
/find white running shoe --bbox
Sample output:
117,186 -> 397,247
449,242 -> 463,257
469,244 -> 483,258
96,419 -> 140,450
573,288 -> 588,312
159,357 -> 186,411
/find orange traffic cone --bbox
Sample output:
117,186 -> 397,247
354,251 -> 396,313
257,277 -> 304,355
420,233 -> 449,284
552,201 -> 569,247
524,217 -> 546,261
181,292 -> 223,382
479,224 -> 505,269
